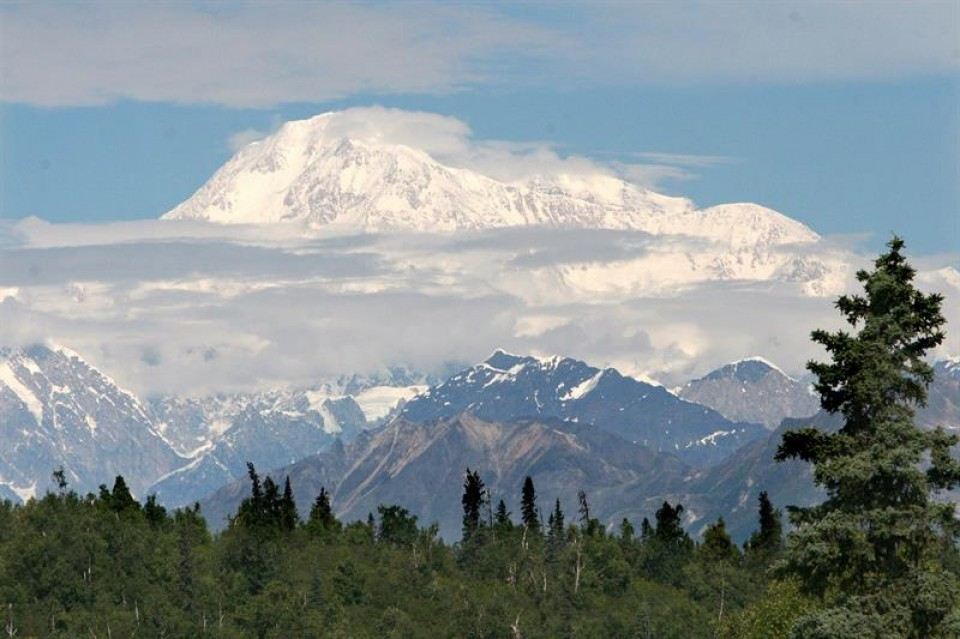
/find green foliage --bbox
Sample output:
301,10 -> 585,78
718,579 -> 817,639
0,479 -> 770,638
306,485 -> 340,536
746,490 -> 782,559
376,503 -> 419,547
776,236 -> 960,636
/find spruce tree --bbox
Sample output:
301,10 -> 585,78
548,498 -> 565,541
308,486 -> 338,533
461,468 -> 486,542
776,236 -> 960,637
494,499 -> 512,532
746,491 -> 782,556
520,476 -> 540,534
280,476 -> 299,532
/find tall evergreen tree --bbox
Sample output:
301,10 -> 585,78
280,476 -> 299,532
308,486 -> 338,533
776,236 -> 960,637
520,476 -> 540,534
746,491 -> 782,556
494,499 -> 512,532
548,498 -> 565,541
461,468 -> 486,542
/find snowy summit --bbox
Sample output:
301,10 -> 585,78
163,110 -> 818,249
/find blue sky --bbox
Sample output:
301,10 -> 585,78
1,1 -> 958,255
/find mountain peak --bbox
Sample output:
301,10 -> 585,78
160,110 -> 820,247
702,357 -> 789,384
483,349 -> 529,372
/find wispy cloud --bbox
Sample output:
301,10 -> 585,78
1,3 -> 956,108
0,3 -> 555,107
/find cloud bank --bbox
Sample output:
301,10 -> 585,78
2,2 -> 956,108
1,216 -> 957,398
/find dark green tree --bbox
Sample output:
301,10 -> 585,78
234,462 -> 265,529
746,491 -> 782,557
143,494 -> 168,529
494,498 -> 512,534
376,504 -> 419,547
307,486 -> 339,534
643,501 -> 694,585
548,498 -> 565,540
776,236 -> 960,637
520,476 -> 540,534
99,475 -> 138,513
262,476 -> 280,525
279,476 -> 299,532
461,468 -> 486,542
654,501 -> 689,548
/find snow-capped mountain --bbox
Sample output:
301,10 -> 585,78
147,394 -> 366,508
919,358 -> 960,430
162,110 -> 846,295
148,385 -> 370,458
0,345 -> 183,499
399,350 -> 768,466
0,342 -> 431,506
678,357 -> 819,429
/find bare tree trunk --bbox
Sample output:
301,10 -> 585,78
574,544 -> 583,595
717,569 -> 726,625
5,603 -> 18,638
510,614 -> 523,639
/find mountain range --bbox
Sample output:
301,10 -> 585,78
0,342 -> 833,510
399,350 -> 768,466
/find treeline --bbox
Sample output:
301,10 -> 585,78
1,465 -> 803,638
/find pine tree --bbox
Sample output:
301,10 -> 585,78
279,476 -> 299,532
520,476 -> 540,534
106,475 -> 138,513
308,486 -> 338,533
548,498 -> 565,542
461,468 -> 486,542
262,476 -> 281,526
776,236 -> 960,636
494,499 -> 512,533
746,491 -> 782,556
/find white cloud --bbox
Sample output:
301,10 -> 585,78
217,105 -> 706,192
1,3 -> 956,108
0,3 -> 554,107
227,128 -> 269,153
2,217 -> 955,398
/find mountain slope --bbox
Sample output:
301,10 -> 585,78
0,345 -> 183,498
678,357 -> 819,429
148,395 -> 365,507
398,350 -> 767,466
199,413 -> 693,539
